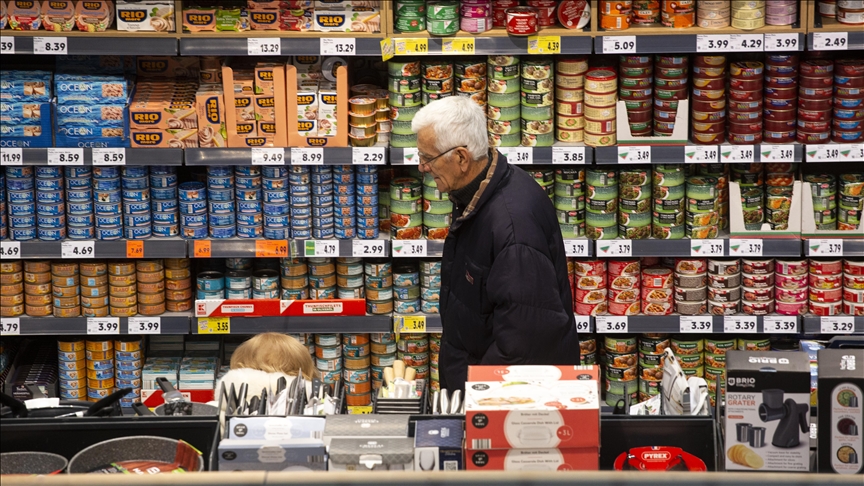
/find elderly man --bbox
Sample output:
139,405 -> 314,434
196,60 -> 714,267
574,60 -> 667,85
412,96 -> 580,392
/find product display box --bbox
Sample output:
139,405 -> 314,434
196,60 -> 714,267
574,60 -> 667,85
322,414 -> 409,447
414,419 -> 464,471
328,438 -> 414,471
817,349 -> 863,475
228,416 -> 325,441
218,438 -> 327,472
466,447 -> 598,471
725,351 -> 811,472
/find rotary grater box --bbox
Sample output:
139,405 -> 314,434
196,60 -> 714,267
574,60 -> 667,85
817,349 -> 863,475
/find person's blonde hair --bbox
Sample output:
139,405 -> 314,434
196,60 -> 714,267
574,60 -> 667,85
230,333 -> 318,379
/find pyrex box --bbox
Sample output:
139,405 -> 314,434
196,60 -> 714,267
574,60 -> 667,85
322,414 -> 409,447
414,419 -> 464,471
817,349 -> 863,475
725,351 -> 811,472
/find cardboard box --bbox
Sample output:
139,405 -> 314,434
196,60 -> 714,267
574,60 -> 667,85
725,351 -> 811,472
817,349 -> 863,475
228,416 -> 325,441
297,87 -> 319,137
196,87 -> 228,148
328,438 -> 414,471
322,414 -> 409,447
116,1 -> 175,32
414,419 -> 464,471
254,63 -> 280,95
466,447 -> 598,471
317,83 -> 338,137
312,8 -> 380,32
464,366 -> 600,451
254,95 -> 276,122
218,439 -> 327,472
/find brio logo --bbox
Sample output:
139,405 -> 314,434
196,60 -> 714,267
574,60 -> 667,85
119,9 -> 147,22
186,13 -> 214,25
748,356 -> 790,365
256,97 -> 275,108
236,123 -> 255,135
235,98 -> 251,108
133,133 -> 162,145
245,138 -> 266,147
729,377 -> 756,388
257,71 -> 273,81
259,122 -> 276,134
82,1 -> 102,10
317,15 -> 346,27
132,113 -> 161,124
251,12 -> 277,23
307,138 -> 328,146
321,94 -> 338,104
138,60 -> 168,73
297,95 -> 315,105
297,121 -> 314,132
205,97 -> 221,124
14,1 -> 35,9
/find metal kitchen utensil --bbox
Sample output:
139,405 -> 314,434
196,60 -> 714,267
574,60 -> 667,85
736,423 -> 752,443
0,452 -> 68,475
749,426 -> 766,448
157,377 -> 193,416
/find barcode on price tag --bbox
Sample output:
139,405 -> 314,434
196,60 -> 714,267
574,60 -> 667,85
765,33 -> 799,51
62,240 -> 95,258
128,317 -> 161,334
305,240 -> 338,257
821,317 -> 856,334
603,36 -> 636,54
92,148 -> 125,166
0,318 -> 20,336
352,240 -> 386,257
0,147 -> 23,166
808,239 -> 843,257
563,239 -> 589,257
502,147 -> 532,164
575,316 -> 591,333
618,146 -> 651,164
290,147 -> 323,165
813,32 -> 848,51
552,146 -> 586,164
248,38 -> 281,56
685,146 -> 719,163
0,241 -> 21,259
320,38 -> 355,56
680,316 -> 713,333
47,148 -> 83,165
721,144 -> 755,163
87,317 -> 119,335
764,316 -> 797,334
0,36 -> 15,54
251,148 -> 285,165
352,147 -> 386,165
724,316 -> 758,333
761,144 -> 794,163
392,240 -> 427,257
697,34 -> 731,52
598,240 -> 632,257
596,316 -> 628,333
691,239 -> 724,257
402,148 -> 419,165
729,239 -> 763,257
33,37 -> 67,55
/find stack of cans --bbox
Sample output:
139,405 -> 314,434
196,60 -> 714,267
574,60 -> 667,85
52,262 -> 80,318
696,164 -> 729,230
764,54 -> 799,145
707,259 -> 743,316
573,259 -> 607,317
556,57 -> 588,143
422,172 -> 451,240
741,258 -> 777,316
281,258 -> 309,300
337,257 -> 365,300
673,258 -> 708,316
235,166 -> 264,239
290,166 -> 312,239
0,170 -> 6,239
137,260 -> 165,316
86,339 -> 114,403
580,335 -> 597,365
697,1 -> 731,28
457,58 -> 487,109
308,258 -> 335,300
65,167 -> 95,240
642,266 -> 673,316
355,166 -> 380,239
686,175 -> 720,239
314,333 -> 341,387
165,258 -> 193,312
393,263 -> 420,314
179,181 -> 207,240
638,334 -> 669,402
150,166 -> 180,238
420,259 -> 441,314
262,165 -> 290,240
7,166 -> 35,241
805,174 -> 838,231
728,61 -> 765,145
487,55 -> 521,148
58,339 -> 86,401
603,334 -> 638,407
24,261 -> 51,317
608,259 -> 641,316
555,167 -> 586,238
0,261 -> 23,317
365,259 -> 393,315
521,57 -> 555,147
421,60 -> 454,107
37,167 -> 66,241
343,333 -> 372,407
371,332 -> 397,390
429,332 -> 441,391
653,165 -> 687,239
80,262 -> 108,318
197,270 -> 224,300
333,165 -> 356,239
206,166 -> 235,239
398,332 -> 429,382
109,262 -> 137,317
586,168 -> 618,240
115,337 -> 143,408
691,55 -> 728,145
121,166 -> 152,240
618,169 -> 652,240
253,259 -> 281,300
654,56 -> 689,138
311,166 -> 335,240
390,176 -> 423,240
731,0 -> 765,30
225,258 -> 253,299
94,167 -> 123,241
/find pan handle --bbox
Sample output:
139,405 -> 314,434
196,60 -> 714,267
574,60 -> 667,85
0,392 -> 28,418
133,402 -> 156,416
157,377 -> 176,394
85,388 -> 134,416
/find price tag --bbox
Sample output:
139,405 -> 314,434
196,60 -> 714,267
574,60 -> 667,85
760,144 -> 794,163
198,317 -> 230,334
813,32 -> 848,51
305,240 -> 338,257
729,239 -> 763,257
807,145 -> 842,162
563,239 -> 589,257
251,147 -> 285,165
443,38 -> 475,55
685,145 -> 719,164
256,240 -> 289,258
597,239 -> 633,257
502,147 -> 532,165
602,35 -> 637,54
92,147 -> 125,166
596,316 -> 628,333
380,38 -> 394,62
680,316 -> 714,333
247,38 -> 281,56
721,144 -> 755,163
61,240 -> 95,258
821,317 -> 856,334
697,34 -> 731,52
0,36 -> 15,54
402,147 -> 419,165
764,316 -> 797,334
765,33 -> 799,51
618,146 -> 651,164
552,146 -> 586,164
0,318 -> 20,336
0,241 -> 21,258
575,316 -> 591,333
395,315 -> 427,333
87,317 -> 120,335
394,38 -> 428,56
126,240 -> 144,258
723,316 -> 757,334
392,240 -> 427,257
33,36 -> 67,55
731,33 -> 764,52
348,405 -> 374,414
0,147 -> 23,166
290,147 -> 323,165
47,148 -> 83,166
352,240 -> 386,257
839,143 -> 864,161
527,35 -> 561,55
128,317 -> 161,335
194,240 -> 212,258
691,239 -> 724,257
352,147 -> 386,165
320,38 -> 356,55
808,239 -> 843,257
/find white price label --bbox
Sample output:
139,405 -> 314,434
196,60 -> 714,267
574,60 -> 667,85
352,240 -> 386,257
313,240 -> 338,257
763,316 -> 797,334
33,36 -> 67,55
807,144 -> 842,162
721,144 -> 755,163
563,239 -> 589,257
87,317 -> 119,335
729,239 -> 763,257
808,239 -> 843,257
598,239 -> 633,257
352,147 -> 386,165
760,144 -> 794,163
603,35 -> 637,54
691,239 -> 724,257
552,146 -> 586,164
92,147 -> 125,166
47,148 -> 83,165
402,147 -> 419,165
392,240 -> 427,257
765,33 -> 799,51
685,145 -> 719,163
618,146 -> 651,164
724,316 -> 758,333
731,33 -> 763,52
0,241 -> 21,258
697,34 -> 731,52
128,317 -> 161,334
502,147 -> 532,165
680,316 -> 714,333
247,38 -> 281,56
251,147 -> 285,165
290,147 -> 324,165
813,32 -> 848,51
596,316 -> 628,333
0,147 -> 23,166
320,37 -> 356,56
575,316 -> 591,333
61,240 -> 95,258
0,36 -> 15,54
821,317 -> 856,334
0,318 -> 20,336
839,143 -> 864,161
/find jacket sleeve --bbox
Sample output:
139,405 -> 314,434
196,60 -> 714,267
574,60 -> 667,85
481,243 -> 574,364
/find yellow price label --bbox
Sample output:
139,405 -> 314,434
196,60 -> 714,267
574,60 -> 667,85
396,315 -> 427,333
443,38 -> 475,55
380,38 -> 394,61
528,35 -> 561,55
198,317 -> 230,334
348,405 -> 373,415
395,38 -> 429,56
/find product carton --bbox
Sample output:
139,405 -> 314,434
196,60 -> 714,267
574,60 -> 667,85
296,86 -> 319,137
817,349 -> 863,475
414,419 -> 464,471
116,1 -> 175,32
312,7 -> 380,32
328,438 -> 414,471
317,83 -> 338,137
466,447 -> 598,471
255,95 -> 276,122
322,414 -> 409,447
196,86 -> 228,148
228,416 -> 325,441
218,439 -> 327,472
725,351 -> 811,472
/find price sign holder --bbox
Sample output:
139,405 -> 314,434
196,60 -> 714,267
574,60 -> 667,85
0,147 -> 23,166
402,147 -> 419,165
198,317 -> 230,335
821,317 -> 856,334
575,316 -> 591,333
247,38 -> 281,56
92,147 -> 125,166
838,143 -> 864,161
126,240 -> 144,259
352,240 -> 386,257
352,147 -> 386,165
724,316 -> 758,334
527,35 -> 561,55
0,241 -> 21,259
596,316 -> 629,333
696,34 -> 731,52
598,240 -> 632,257
33,36 -> 68,55
0,318 -> 20,336
761,144 -> 794,163
729,238 -> 763,257
680,316 -> 714,333
765,33 -> 799,51
731,33 -> 763,51
256,240 -> 288,258
61,240 -> 95,259
87,317 -> 120,335
808,239 -> 843,257
691,239 -> 724,257
721,144 -> 755,163
813,32 -> 848,51
807,145 -> 842,163
128,317 -> 161,335
380,38 -> 394,62
763,316 -> 797,334
617,146 -> 651,164
47,148 -> 83,166
602,35 -> 636,54
442,38 -> 475,55
552,146 -> 586,164
290,147 -> 324,165
502,147 -> 532,165
194,240 -> 212,258
251,148 -> 285,165
395,315 -> 427,333
685,146 -> 719,164
348,405 -> 373,415
0,36 -> 15,55
394,38 -> 428,56
306,240 -> 338,257
320,38 -> 356,56
392,240 -> 427,257
563,239 -> 589,257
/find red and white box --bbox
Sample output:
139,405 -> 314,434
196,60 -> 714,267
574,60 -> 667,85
466,446 -> 598,471
195,299 -> 366,317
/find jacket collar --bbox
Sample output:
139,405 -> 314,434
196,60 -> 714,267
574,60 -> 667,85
452,150 -> 508,228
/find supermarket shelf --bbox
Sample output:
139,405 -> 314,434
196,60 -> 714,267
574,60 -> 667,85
389,145 -> 592,166
0,31 -> 178,56
193,315 -> 392,334
390,29 -> 593,55
392,240 -> 444,258
185,147 -> 386,166
802,316 -> 864,335
596,315 -> 799,334
395,313 -> 442,334
3,314 -> 191,336
179,35 -> 385,57
595,238 -> 802,258
6,239 -> 187,259
190,238 -> 388,258
594,144 -> 804,165
808,18 -> 864,50
2,148 -> 183,166
804,239 -> 864,258
597,27 -> 805,54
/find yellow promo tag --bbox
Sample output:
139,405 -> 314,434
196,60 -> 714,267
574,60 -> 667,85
380,38 -> 394,61
198,317 -> 230,334
528,35 -> 561,54
443,38 -> 475,55
395,315 -> 427,333
395,38 -> 429,56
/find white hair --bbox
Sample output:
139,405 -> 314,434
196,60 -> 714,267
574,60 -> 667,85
411,97 -> 489,160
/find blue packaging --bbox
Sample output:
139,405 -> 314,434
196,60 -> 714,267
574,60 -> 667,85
208,188 -> 234,202
334,183 -> 355,195
357,227 -> 380,239
66,177 -> 91,189
122,188 -> 149,201
234,166 -> 261,176
65,167 -> 92,178
291,194 -> 311,206
207,166 -> 232,176
263,190 -> 288,203
311,183 -> 333,196
355,165 -> 378,173
10,216 -> 36,227
179,182 -> 206,201
68,214 -> 95,226
35,167 -> 61,178
96,226 -> 123,240
237,201 -> 262,213
54,74 -> 129,103
236,213 -> 262,225
37,202 -> 64,215
262,178 -> 288,190
209,213 -> 234,227
94,190 -> 121,203
289,183 -> 311,196
55,103 -> 126,127
67,201 -> 93,214
313,194 -> 335,206
334,216 -> 355,228
182,225 -> 209,239
125,226 -> 152,239
310,171 -> 333,184
357,173 -> 378,184
121,166 -> 148,178
313,216 -> 334,227
96,215 -> 122,226
122,176 -> 148,190
150,173 -> 178,188
37,214 -> 65,228
36,190 -> 64,204
152,223 -> 179,237
151,187 -> 177,200
335,226 -> 357,239
332,172 -> 355,184
236,188 -> 261,201
237,224 -> 263,238
261,166 -> 289,178
93,167 -> 121,178
35,178 -> 62,191
264,227 -> 290,240
181,213 -> 207,227
235,175 -> 261,189
210,225 -> 236,239
5,167 -> 34,177
0,71 -> 53,101
208,200 -> 235,213
356,205 -> 378,217
68,226 -> 96,239
356,184 -> 377,195
8,190 -> 34,203
226,288 -> 252,299
152,199 -> 178,212
264,215 -> 289,228
333,206 -> 353,217
10,227 -> 36,240
6,178 -> 34,191
197,289 -> 225,299
124,214 -> 151,227
94,202 -> 122,215
357,216 -> 378,229
8,203 -> 35,216
288,172 -> 310,184
123,201 -> 150,214
179,201 -> 207,214
312,226 -> 334,239
66,188 -> 93,201
207,175 -> 234,189
263,202 -> 289,216
253,289 -> 280,299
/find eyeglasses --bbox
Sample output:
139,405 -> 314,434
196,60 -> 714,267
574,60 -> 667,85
418,145 -> 467,168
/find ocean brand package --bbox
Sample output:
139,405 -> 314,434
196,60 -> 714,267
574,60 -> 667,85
115,1 -> 175,32
1,101 -> 46,124
725,351 -> 811,472
54,74 -> 129,103
56,103 -> 126,127
0,71 -> 53,102
817,349 -> 863,475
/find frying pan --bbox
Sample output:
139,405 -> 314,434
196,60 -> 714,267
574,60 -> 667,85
0,452 -> 68,475
0,389 -> 130,418
67,436 -> 204,473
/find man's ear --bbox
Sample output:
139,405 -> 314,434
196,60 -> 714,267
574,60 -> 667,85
457,147 -> 471,172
